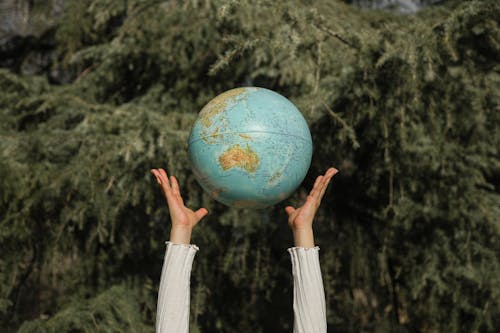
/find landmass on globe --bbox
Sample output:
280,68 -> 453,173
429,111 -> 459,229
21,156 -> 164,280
219,144 -> 260,173
199,87 -> 250,128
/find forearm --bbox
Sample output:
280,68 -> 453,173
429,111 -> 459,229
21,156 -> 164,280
156,241 -> 198,333
169,225 -> 193,244
292,226 -> 315,248
288,246 -> 327,333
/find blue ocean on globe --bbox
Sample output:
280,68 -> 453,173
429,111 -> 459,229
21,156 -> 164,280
188,87 -> 313,209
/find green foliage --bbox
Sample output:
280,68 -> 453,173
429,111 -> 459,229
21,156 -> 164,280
0,0 -> 498,332
17,285 -> 153,333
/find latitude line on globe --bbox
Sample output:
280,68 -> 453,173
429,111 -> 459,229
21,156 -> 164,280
188,130 -> 312,147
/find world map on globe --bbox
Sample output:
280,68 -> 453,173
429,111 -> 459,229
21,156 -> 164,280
188,87 -> 313,208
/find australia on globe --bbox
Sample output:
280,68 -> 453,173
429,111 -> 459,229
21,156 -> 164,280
188,87 -> 313,209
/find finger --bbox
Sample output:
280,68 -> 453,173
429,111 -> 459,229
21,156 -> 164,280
317,178 -> 331,201
157,169 -> 178,206
151,169 -> 162,185
170,176 -> 184,205
304,194 -> 317,209
318,168 -> 339,200
309,175 -> 324,198
170,176 -> 181,197
158,169 -> 171,190
151,169 -> 161,184
285,206 -> 296,216
325,167 -> 338,178
194,208 -> 209,221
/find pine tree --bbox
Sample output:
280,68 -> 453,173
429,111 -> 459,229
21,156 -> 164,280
0,0 -> 498,332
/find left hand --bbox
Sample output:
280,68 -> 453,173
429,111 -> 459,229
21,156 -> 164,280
151,168 -> 208,244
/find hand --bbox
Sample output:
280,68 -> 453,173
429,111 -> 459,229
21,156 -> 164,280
285,167 -> 338,247
151,168 -> 208,244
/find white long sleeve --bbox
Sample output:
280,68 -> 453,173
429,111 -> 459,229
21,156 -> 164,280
156,243 -> 327,333
156,241 -> 198,333
288,246 -> 327,333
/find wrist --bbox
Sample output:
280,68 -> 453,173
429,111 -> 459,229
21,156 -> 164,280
169,225 -> 193,244
292,226 -> 315,248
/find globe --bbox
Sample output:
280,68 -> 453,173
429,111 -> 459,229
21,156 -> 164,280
188,87 -> 313,209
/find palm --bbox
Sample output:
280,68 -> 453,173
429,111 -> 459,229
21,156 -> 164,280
168,196 -> 201,228
286,201 -> 316,229
285,168 -> 338,229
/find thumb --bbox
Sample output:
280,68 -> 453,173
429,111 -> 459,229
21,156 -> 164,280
194,208 -> 209,221
285,206 -> 296,216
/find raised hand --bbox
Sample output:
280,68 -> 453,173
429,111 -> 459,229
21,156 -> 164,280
285,167 -> 338,248
151,168 -> 208,244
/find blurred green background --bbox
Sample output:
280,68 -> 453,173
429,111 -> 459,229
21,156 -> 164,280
0,0 -> 498,332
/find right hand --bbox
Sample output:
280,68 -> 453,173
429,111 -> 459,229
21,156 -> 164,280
284,167 -> 338,248
285,167 -> 338,230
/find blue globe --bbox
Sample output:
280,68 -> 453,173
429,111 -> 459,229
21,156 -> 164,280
188,87 -> 313,209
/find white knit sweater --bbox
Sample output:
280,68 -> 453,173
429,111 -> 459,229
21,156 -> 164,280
156,241 -> 327,333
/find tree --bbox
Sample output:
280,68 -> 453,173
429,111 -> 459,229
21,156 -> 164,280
0,0 -> 498,332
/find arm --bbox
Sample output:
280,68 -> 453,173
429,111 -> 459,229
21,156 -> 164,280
285,167 -> 338,333
151,168 -> 208,333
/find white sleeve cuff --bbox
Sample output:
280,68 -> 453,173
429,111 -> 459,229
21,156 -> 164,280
165,241 -> 199,252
